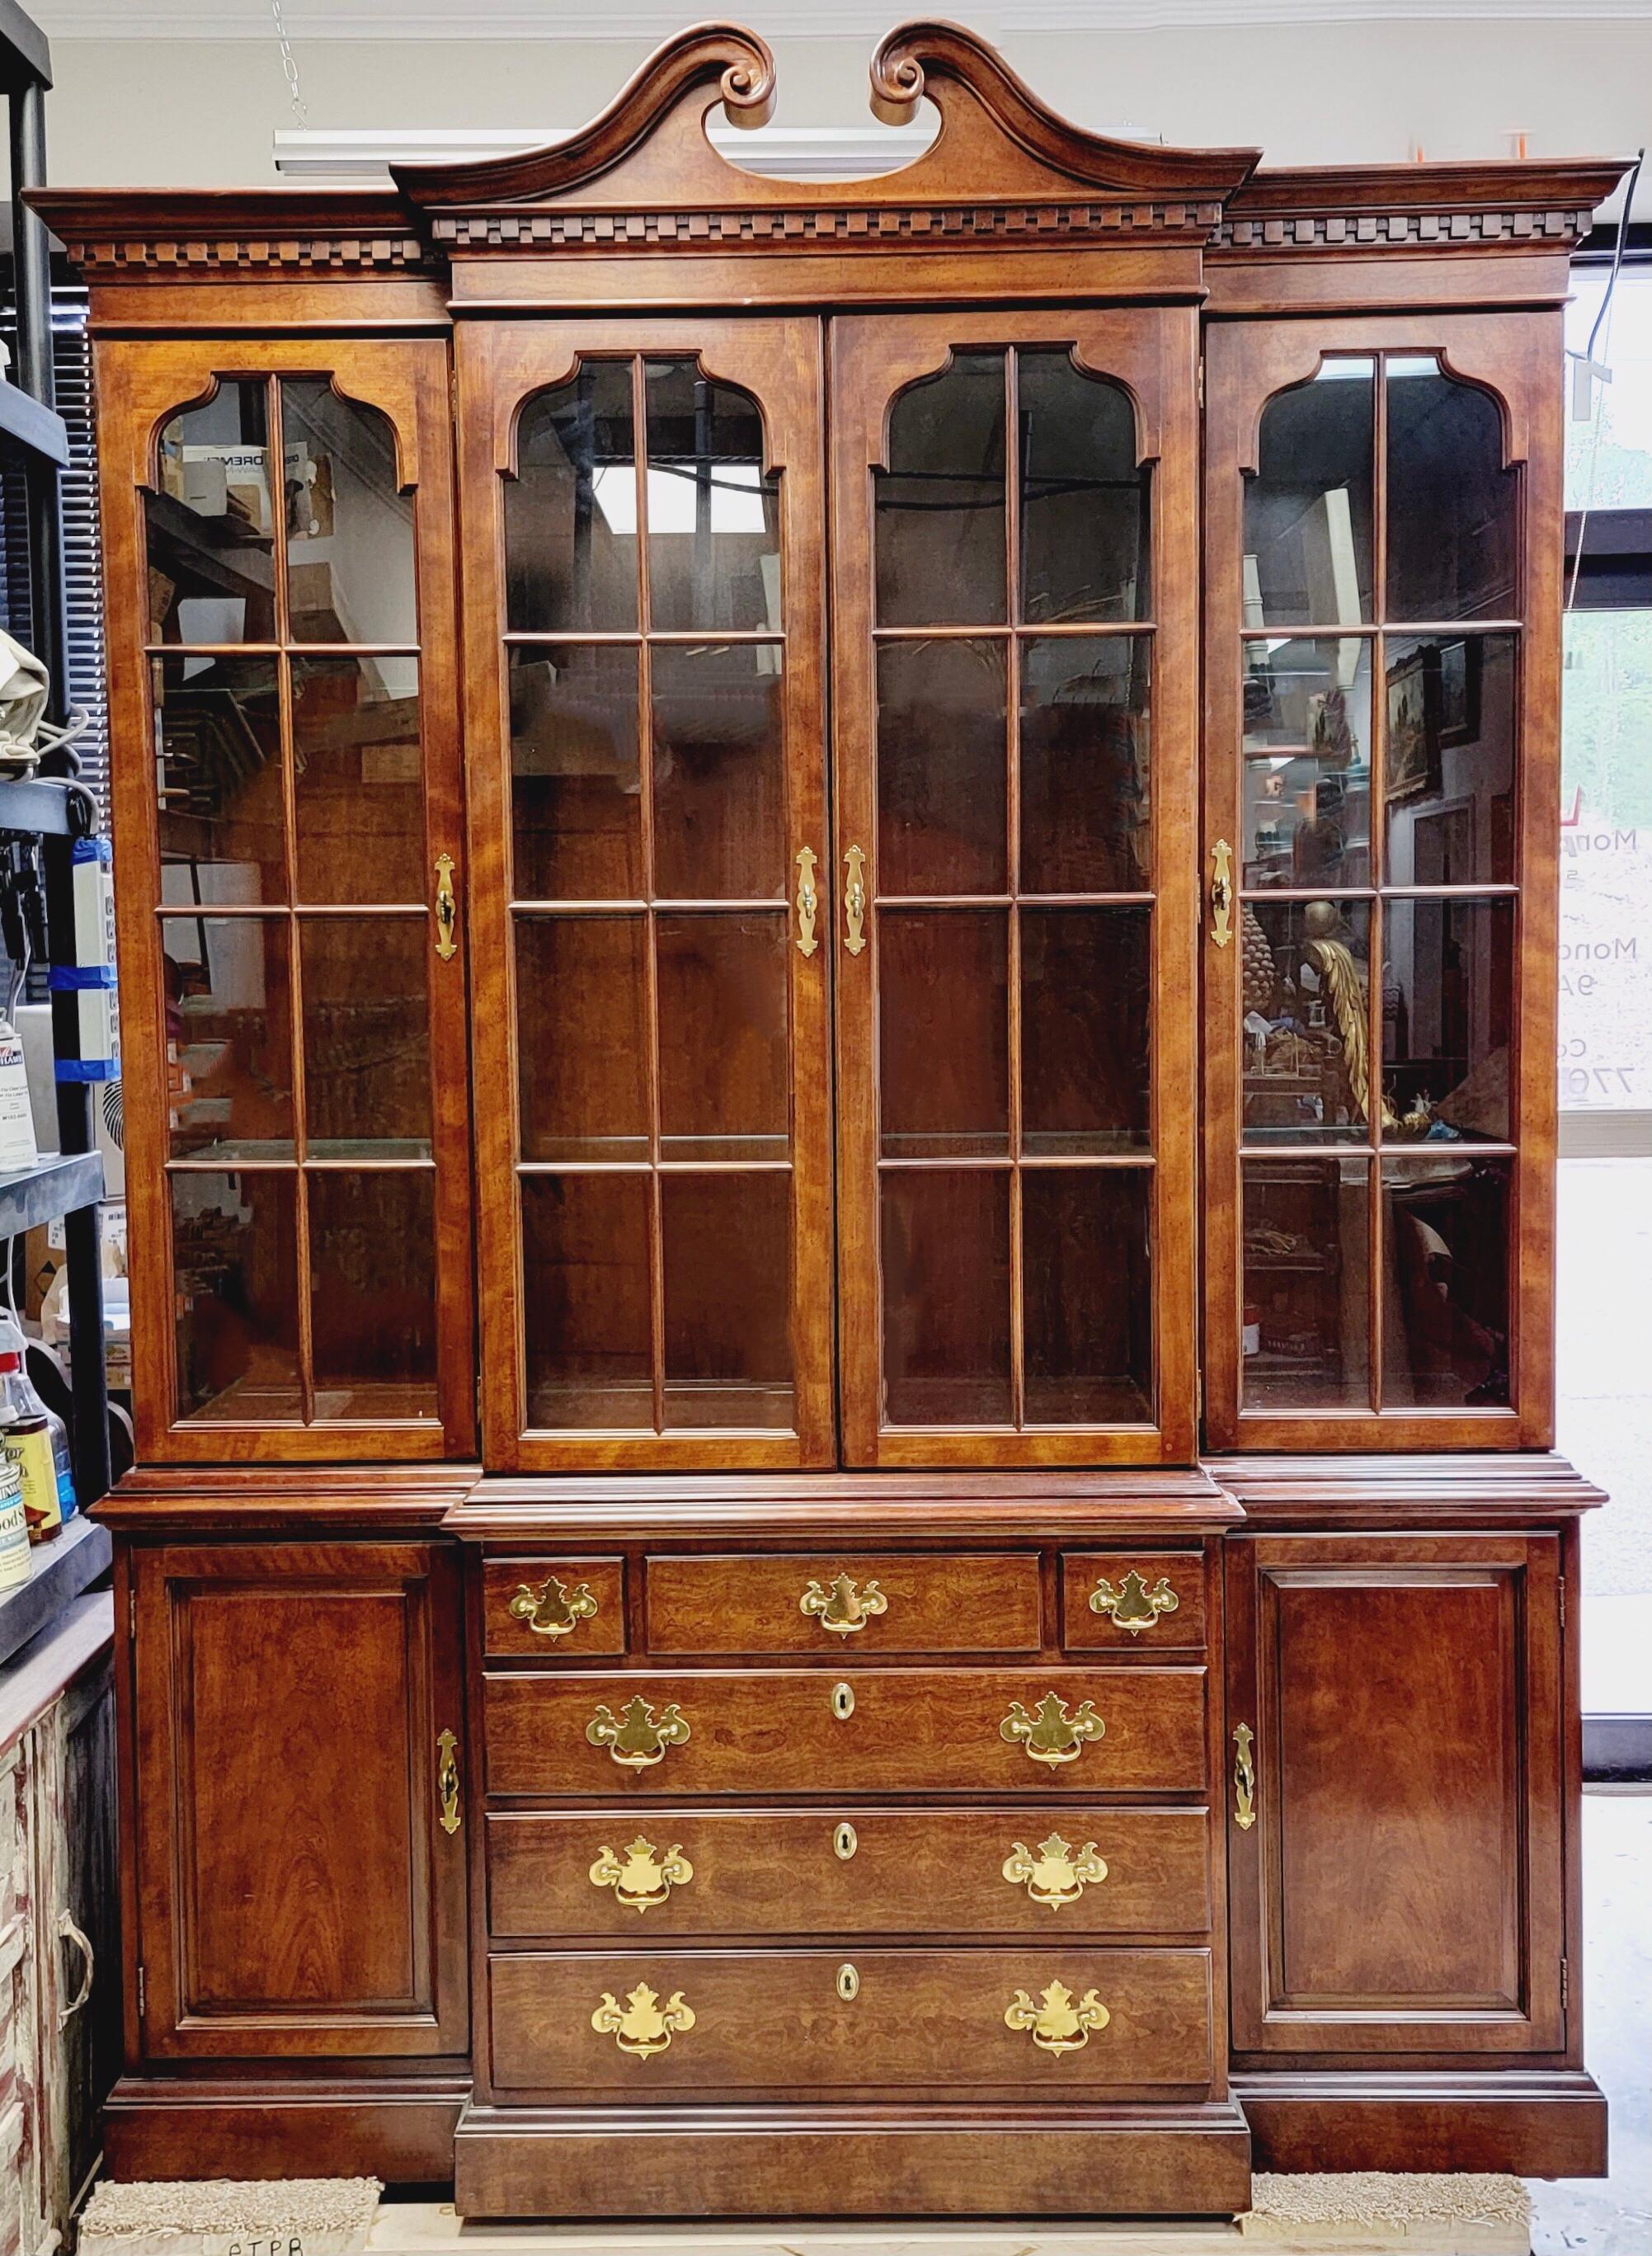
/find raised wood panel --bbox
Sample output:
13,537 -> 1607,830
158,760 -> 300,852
643,1552 -> 1042,1655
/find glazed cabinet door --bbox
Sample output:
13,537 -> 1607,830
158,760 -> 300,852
831,312 -> 1200,1467
129,1541 -> 468,2059
457,322 -> 833,1470
1225,1532 -> 1565,2056
1203,316 -> 1561,1449
96,339 -> 473,1461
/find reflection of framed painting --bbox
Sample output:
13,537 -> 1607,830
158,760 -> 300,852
1438,635 -> 1482,747
1385,645 -> 1439,804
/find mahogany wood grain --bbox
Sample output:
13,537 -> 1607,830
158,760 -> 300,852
1061,1550 -> 1208,1651
481,1558 -> 627,1660
1236,2068 -> 1607,2178
642,1551 -> 1042,1655
103,2074 -> 468,2186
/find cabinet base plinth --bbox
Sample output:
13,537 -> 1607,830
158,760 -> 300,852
103,2074 -> 468,2186
1235,2070 -> 1608,2180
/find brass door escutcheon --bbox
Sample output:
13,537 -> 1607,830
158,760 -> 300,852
835,1962 -> 860,2001
1089,1568 -> 1179,1635
833,1820 -> 858,1860
586,1694 -> 691,1769
1000,1692 -> 1105,1767
436,1727 -> 461,1836
508,1572 -> 599,1640
800,1571 -> 888,1636
1232,1721 -> 1258,1831
589,1835 -> 694,1913
1002,1832 -> 1108,1910
1208,837 -> 1234,949
831,1679 -> 855,1721
1005,1980 -> 1111,2056
434,851 -> 459,962
844,843 -> 868,956
794,845 -> 820,958
591,1982 -> 695,2061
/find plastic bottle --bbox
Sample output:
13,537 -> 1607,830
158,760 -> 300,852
0,1312 -> 76,1526
0,1454 -> 29,1586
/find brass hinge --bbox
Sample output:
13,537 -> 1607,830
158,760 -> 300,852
1559,1575 -> 1566,1629
1561,1955 -> 1570,2010
136,1964 -> 146,2018
1196,1368 -> 1204,1420
128,1588 -> 136,1638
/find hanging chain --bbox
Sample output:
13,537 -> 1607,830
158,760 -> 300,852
271,0 -> 309,128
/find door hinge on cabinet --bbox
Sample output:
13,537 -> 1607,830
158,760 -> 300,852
136,1964 -> 145,2018
1559,1575 -> 1566,1629
1561,1955 -> 1570,2010
128,1588 -> 136,1638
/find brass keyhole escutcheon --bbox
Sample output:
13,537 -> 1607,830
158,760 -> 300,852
836,1962 -> 860,2002
833,1820 -> 858,1861
831,1680 -> 855,1721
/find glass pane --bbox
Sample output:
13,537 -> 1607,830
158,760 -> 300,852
162,915 -> 294,1161
1382,633 -> 1516,885
308,1170 -> 437,1420
644,360 -> 781,634
292,653 -> 422,904
521,1172 -> 652,1429
280,379 -> 416,645
662,1171 -> 793,1429
1021,907 -> 1151,1156
171,1170 -> 300,1422
876,351 -> 1006,629
879,908 -> 1008,1159
1244,360 -> 1374,629
1241,899 -> 1376,1144
510,643 -> 642,900
299,916 -> 430,1157
148,380 -> 275,643
1242,636 -> 1372,890
1242,1156 -> 1372,1410
1382,1155 -> 1511,1406
1019,634 -> 1151,894
877,638 -> 1006,897
1383,898 -> 1513,1143
656,912 -> 789,1164
153,654 -> 285,904
1018,351 -> 1148,624
515,914 -> 648,1164
882,1168 -> 1011,1425
652,642 -> 784,899
506,362 -> 638,634
1023,1168 -> 1152,1424
1386,358 -> 1517,623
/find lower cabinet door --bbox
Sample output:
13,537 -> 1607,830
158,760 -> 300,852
1226,1532 -> 1565,2056
131,1540 -> 468,2059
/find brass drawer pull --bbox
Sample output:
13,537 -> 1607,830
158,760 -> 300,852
1000,1693 -> 1105,1768
794,845 -> 820,958
1005,1980 -> 1111,2055
434,850 -> 459,961
1003,1833 -> 1108,1910
843,843 -> 868,956
833,1820 -> 858,1860
800,1571 -> 887,1636
1208,837 -> 1233,949
835,1962 -> 860,2001
591,1982 -> 694,2060
436,1727 -> 461,1836
1233,1721 -> 1258,1831
589,1835 -> 693,1913
1089,1569 -> 1179,1635
508,1573 -> 599,1640
831,1679 -> 855,1721
586,1695 -> 691,1769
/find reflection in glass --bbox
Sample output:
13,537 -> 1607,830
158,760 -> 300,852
515,915 -> 648,1164
292,653 -> 422,904
163,916 -> 294,1161
652,643 -> 784,900
521,1172 -> 653,1429
1382,898 -> 1513,1142
1241,637 -> 1372,889
878,908 -> 1008,1158
148,380 -> 275,643
506,362 -> 638,633
1241,899 -> 1375,1143
1023,1168 -> 1152,1424
877,638 -> 1006,897
656,912 -> 789,1163
882,1167 -> 1011,1426
280,379 -> 416,645
644,360 -> 781,634
1382,634 -> 1516,886
510,643 -> 642,900
308,1170 -> 438,1420
1242,1157 -> 1372,1410
1019,635 -> 1151,893
1019,351 -> 1148,624
1386,358 -> 1517,623
172,1170 -> 301,1421
1244,360 -> 1374,629
876,351 -> 1006,629
1021,907 -> 1151,1154
299,916 -> 431,1156
153,655 -> 285,903
1382,1156 -> 1510,1406
662,1171 -> 793,1429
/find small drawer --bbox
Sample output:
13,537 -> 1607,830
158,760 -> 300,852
487,1804 -> 1212,1939
489,1944 -> 1213,2095
484,1666 -> 1207,1797
1062,1552 -> 1207,1651
482,1558 -> 626,1660
645,1552 -> 1040,1656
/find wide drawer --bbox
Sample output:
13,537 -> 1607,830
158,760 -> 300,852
644,1552 -> 1041,1655
489,1945 -> 1214,2094
487,1805 -> 1212,1938
483,1668 -> 1207,1797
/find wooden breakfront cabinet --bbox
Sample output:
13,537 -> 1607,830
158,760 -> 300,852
34,20 -> 1627,2219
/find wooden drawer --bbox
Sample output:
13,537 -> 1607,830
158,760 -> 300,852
1062,1552 -> 1207,1651
483,1668 -> 1207,1797
487,1805 -> 1212,1938
482,1558 -> 626,1659
645,1552 -> 1040,1655
489,1945 -> 1213,2094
